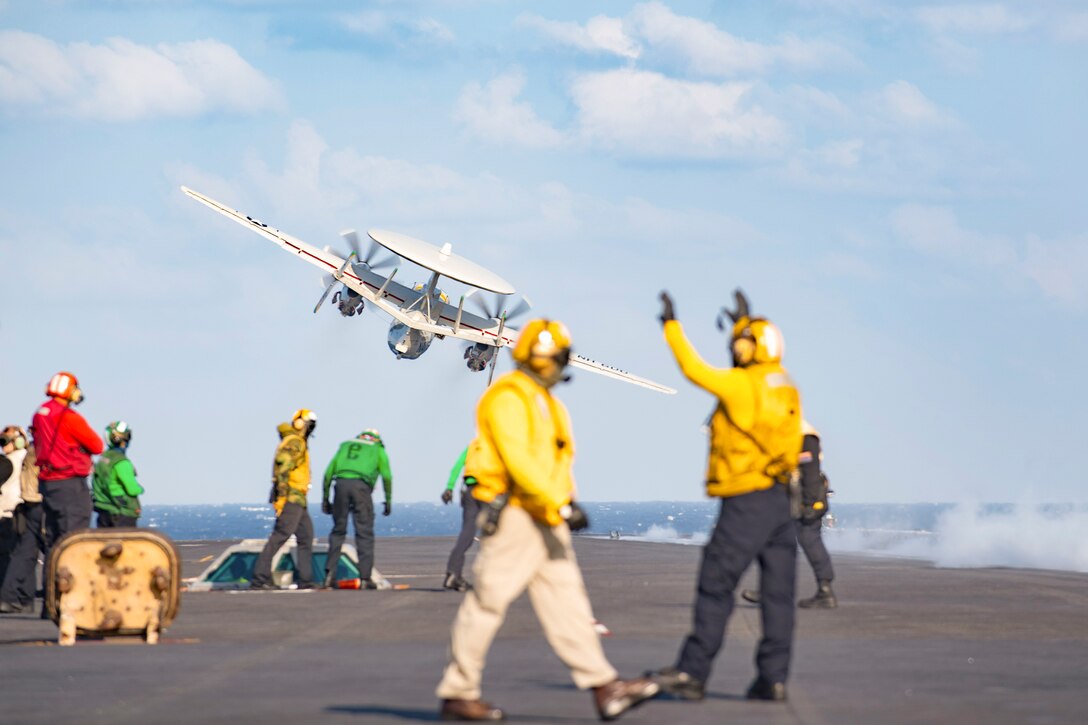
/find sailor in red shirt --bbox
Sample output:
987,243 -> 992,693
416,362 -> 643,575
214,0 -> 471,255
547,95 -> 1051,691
30,372 -> 103,553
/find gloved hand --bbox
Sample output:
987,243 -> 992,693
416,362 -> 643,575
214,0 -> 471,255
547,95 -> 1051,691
383,501 -> 392,517
562,501 -> 590,532
479,493 -> 508,537
659,291 -> 675,325
321,500 -> 332,515
441,489 -> 454,505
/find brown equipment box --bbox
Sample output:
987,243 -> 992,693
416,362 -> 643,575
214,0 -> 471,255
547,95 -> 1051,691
45,528 -> 181,646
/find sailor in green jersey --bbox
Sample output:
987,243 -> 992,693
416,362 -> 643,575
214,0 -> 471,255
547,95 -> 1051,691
440,445 -> 479,592
92,421 -> 144,528
321,429 -> 393,588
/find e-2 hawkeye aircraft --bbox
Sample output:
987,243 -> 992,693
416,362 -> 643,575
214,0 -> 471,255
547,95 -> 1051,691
181,187 -> 675,394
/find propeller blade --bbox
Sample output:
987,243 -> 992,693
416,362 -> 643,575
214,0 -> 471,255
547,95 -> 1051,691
313,276 -> 338,314
487,314 -> 508,386
505,295 -> 533,321
339,229 -> 363,260
466,289 -> 496,319
343,227 -> 399,270
368,251 -> 398,271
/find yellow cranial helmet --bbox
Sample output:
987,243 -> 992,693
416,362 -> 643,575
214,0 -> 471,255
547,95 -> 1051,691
512,318 -> 572,365
512,319 -> 573,385
718,289 -> 785,367
291,409 -> 318,435
730,317 -> 785,366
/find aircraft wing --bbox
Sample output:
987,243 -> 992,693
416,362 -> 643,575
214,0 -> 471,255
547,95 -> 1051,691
182,186 -> 451,334
182,186 -> 675,394
483,323 -> 676,395
568,353 -> 676,395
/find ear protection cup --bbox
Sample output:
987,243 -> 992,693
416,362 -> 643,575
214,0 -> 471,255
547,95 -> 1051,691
293,418 -> 305,430
732,337 -> 755,366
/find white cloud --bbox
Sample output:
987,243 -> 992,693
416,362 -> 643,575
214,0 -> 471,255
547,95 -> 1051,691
891,204 -> 1088,308
813,138 -> 865,168
454,70 -> 566,149
339,11 -> 455,45
927,34 -> 981,74
1022,234 -> 1088,307
518,2 -> 854,77
0,31 -> 282,121
517,13 -> 641,59
570,69 -> 787,158
174,120 -> 759,259
629,1 -> 856,76
1054,12 -> 1088,43
915,4 -> 1034,35
892,204 -> 1016,266
878,80 -> 955,127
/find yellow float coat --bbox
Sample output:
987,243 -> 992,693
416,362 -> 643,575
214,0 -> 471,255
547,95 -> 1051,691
467,370 -> 575,527
272,423 -> 311,515
664,320 -> 803,498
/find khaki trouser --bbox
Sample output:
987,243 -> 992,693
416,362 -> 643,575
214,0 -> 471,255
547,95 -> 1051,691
436,505 -> 618,700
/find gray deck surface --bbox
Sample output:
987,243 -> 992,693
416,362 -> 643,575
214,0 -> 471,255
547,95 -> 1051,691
2,536 -> 1086,724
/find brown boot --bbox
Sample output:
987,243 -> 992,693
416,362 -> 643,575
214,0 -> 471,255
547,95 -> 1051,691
439,698 -> 505,721
593,677 -> 660,721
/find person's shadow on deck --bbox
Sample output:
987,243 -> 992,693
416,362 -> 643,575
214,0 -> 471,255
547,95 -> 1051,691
326,704 -> 589,722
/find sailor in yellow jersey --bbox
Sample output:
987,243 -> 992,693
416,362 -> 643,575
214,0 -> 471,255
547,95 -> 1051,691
436,319 -> 658,722
651,290 -> 803,704
251,409 -> 317,590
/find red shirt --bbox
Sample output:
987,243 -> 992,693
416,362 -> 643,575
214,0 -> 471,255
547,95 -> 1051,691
31,399 -> 104,481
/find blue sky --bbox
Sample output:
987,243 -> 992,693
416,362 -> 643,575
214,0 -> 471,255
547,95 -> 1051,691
1,1 -> 1085,505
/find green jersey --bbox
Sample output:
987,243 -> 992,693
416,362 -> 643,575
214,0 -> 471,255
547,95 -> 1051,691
92,447 -> 144,517
323,437 -> 393,503
444,446 -> 475,491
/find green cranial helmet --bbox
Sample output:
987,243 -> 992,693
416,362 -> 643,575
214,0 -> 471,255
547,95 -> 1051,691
359,428 -> 383,445
106,420 -> 132,448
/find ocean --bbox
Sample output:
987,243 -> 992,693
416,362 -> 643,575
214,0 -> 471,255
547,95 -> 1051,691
142,501 -> 1088,574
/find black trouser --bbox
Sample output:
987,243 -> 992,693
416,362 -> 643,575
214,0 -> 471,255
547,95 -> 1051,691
326,478 -> 375,581
796,516 -> 834,583
1,503 -> 44,607
677,485 -> 797,685
445,486 -> 481,577
251,502 -> 314,586
41,477 -> 92,561
96,511 -> 138,528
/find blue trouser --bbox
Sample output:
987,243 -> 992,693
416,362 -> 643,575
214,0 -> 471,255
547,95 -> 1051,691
796,516 -> 834,583
0,503 -> 44,607
326,479 -> 375,581
677,485 -> 798,685
445,486 -> 481,577
251,502 -> 314,586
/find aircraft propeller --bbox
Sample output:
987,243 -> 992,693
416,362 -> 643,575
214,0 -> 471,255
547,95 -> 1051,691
340,229 -> 397,271
461,291 -> 532,386
466,290 -> 532,323
313,230 -> 399,314
314,253 -> 355,314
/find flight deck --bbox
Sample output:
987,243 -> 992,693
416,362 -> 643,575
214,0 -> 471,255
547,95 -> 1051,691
1,537 -> 1084,723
